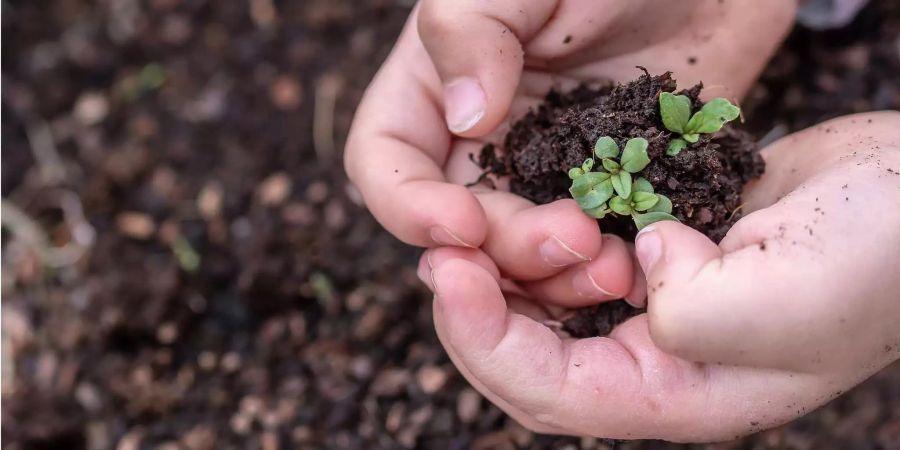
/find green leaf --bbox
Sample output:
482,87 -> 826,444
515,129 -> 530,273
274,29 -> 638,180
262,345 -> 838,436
684,101 -> 738,135
632,212 -> 679,230
594,136 -> 620,159
602,158 -> 620,173
611,171 -> 632,198
633,177 -> 654,193
667,138 -> 689,156
659,92 -> 692,134
632,192 -> 659,211
568,167 -> 584,180
684,112 -> 706,134
683,133 -> 700,143
581,158 -> 595,172
569,172 -> 610,197
620,138 -> 651,173
585,205 -> 611,219
648,194 -> 673,214
609,196 -> 633,215
574,179 -> 614,210
700,98 -> 741,123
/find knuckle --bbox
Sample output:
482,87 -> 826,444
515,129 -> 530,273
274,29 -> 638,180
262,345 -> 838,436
417,1 -> 460,42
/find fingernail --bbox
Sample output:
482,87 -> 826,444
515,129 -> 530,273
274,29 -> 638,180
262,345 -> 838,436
417,250 -> 434,289
430,266 -> 441,298
539,235 -> 590,267
572,270 -> 618,299
444,78 -> 485,133
635,226 -> 662,275
430,225 -> 474,247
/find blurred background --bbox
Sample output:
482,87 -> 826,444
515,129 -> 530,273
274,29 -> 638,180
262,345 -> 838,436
2,1 -> 899,449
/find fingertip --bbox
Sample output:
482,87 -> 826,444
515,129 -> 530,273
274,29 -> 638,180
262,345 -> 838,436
394,180 -> 487,248
431,258 -> 508,357
482,197 -> 603,279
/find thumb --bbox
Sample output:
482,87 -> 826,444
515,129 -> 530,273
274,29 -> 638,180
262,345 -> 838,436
416,0 -> 558,136
634,221 -> 781,367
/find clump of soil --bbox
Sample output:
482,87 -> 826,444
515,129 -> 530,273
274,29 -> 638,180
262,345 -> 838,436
478,71 -> 766,338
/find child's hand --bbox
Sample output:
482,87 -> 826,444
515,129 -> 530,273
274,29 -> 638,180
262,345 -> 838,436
346,0 -> 797,297
417,112 -> 900,442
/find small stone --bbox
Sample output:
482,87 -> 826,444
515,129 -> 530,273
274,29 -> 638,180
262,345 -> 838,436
281,203 -> 316,226
181,425 -> 216,450
416,365 -> 448,394
258,173 -> 292,206
353,305 -> 386,340
457,388 -> 481,423
370,367 -> 410,396
305,181 -> 329,203
270,75 -> 302,110
472,431 -> 515,450
198,351 -> 217,370
116,212 -> 156,239
156,322 -> 178,344
220,352 -> 241,372
197,182 -> 223,219
229,414 -> 252,435
385,402 -> 405,433
74,92 -> 109,125
261,431 -> 279,450
116,428 -> 144,450
291,426 -> 313,443
161,14 -> 192,45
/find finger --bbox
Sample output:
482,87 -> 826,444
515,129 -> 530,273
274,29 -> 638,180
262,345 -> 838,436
416,247 -> 501,293
345,16 -> 487,248
624,242 -> 649,308
639,113 -> 900,370
521,234 -> 634,308
561,0 -> 796,101
476,192 -> 604,280
417,0 -> 559,136
430,257 -> 836,441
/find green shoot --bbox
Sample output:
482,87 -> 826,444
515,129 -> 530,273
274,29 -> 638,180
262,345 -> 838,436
659,93 -> 740,156
568,136 -> 678,230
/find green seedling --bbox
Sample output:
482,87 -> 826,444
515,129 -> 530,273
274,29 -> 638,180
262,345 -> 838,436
659,92 -> 741,156
568,136 -> 678,230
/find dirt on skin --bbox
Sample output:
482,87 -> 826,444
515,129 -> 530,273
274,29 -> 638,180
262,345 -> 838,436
478,71 -> 765,338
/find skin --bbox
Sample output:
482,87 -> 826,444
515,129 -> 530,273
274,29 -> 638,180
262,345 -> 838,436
417,112 -> 900,441
345,0 -> 798,306
344,0 -> 900,441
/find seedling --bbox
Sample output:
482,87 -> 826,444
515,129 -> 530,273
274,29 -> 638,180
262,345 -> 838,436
568,136 -> 678,230
659,93 -> 740,156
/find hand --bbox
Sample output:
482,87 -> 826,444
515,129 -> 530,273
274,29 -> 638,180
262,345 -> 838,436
346,0 -> 798,301
417,112 -> 900,442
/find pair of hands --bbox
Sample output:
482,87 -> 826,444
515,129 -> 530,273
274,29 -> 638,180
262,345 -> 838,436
345,0 -> 900,442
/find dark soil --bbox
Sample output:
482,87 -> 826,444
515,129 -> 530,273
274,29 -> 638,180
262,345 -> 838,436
2,1 -> 899,449
479,71 -> 764,338
479,71 -> 764,244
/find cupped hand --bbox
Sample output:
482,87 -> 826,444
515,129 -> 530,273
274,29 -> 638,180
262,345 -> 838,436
346,0 -> 797,302
417,112 -> 900,442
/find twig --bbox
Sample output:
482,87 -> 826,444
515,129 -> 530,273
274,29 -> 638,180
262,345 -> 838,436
1,191 -> 95,268
313,74 -> 341,161
25,119 -> 67,185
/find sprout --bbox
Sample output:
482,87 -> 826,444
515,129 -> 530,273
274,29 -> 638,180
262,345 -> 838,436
659,93 -> 740,156
568,136 -> 678,229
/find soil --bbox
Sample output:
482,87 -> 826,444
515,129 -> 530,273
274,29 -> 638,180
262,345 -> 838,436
480,71 -> 764,244
2,1 -> 899,449
478,71 -> 764,338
